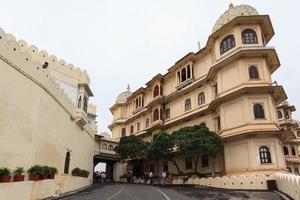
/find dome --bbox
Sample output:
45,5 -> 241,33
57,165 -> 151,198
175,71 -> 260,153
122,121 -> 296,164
212,4 -> 259,33
115,85 -> 132,104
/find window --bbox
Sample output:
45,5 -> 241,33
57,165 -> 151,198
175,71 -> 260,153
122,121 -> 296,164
130,126 -> 134,134
102,144 -> 107,150
108,145 -> 114,151
185,98 -> 192,111
277,111 -> 283,119
163,161 -> 168,172
165,108 -> 170,119
145,118 -> 150,128
297,131 -> 300,138
77,96 -> 82,108
292,147 -> 296,156
153,85 -> 160,98
202,155 -> 209,167
181,68 -> 187,82
285,111 -> 290,119
242,29 -> 258,44
185,157 -> 193,169
64,152 -> 70,174
153,109 -> 160,121
200,122 -> 206,127
287,167 -> 292,173
220,35 -> 235,55
295,168 -> 299,175
248,65 -> 259,79
253,103 -> 265,119
198,92 -> 205,105
259,146 -> 271,164
83,97 -> 88,112
283,146 -> 289,155
121,128 -> 126,137
187,65 -> 191,79
137,122 -> 141,132
213,83 -> 218,98
217,116 -> 221,131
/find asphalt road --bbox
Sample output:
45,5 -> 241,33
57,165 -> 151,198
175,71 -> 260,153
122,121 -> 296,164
58,183 -> 285,200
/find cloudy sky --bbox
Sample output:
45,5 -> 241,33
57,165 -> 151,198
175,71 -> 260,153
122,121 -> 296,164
1,0 -> 299,133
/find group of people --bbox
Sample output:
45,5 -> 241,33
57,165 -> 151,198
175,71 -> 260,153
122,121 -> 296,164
126,171 -> 168,185
94,171 -> 107,183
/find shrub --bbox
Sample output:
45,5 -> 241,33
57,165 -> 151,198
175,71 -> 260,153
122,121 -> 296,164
49,167 -> 58,175
27,165 -> 42,175
13,167 -> 25,175
72,168 -> 81,175
80,170 -> 90,177
40,166 -> 51,175
0,167 -> 11,176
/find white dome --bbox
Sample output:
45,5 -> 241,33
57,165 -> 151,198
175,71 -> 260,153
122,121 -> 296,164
212,4 -> 259,33
115,85 -> 132,104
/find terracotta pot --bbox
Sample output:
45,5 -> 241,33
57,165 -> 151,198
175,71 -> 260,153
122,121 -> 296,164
39,174 -> 48,180
0,176 -> 11,183
13,175 -> 25,182
29,174 -> 40,181
48,174 -> 55,179
72,173 -> 78,176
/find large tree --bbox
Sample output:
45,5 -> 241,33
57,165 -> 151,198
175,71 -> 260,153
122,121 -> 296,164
148,131 -> 183,175
115,135 -> 148,162
173,124 -> 223,176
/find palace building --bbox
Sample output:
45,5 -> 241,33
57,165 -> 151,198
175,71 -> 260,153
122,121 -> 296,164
109,4 -> 299,176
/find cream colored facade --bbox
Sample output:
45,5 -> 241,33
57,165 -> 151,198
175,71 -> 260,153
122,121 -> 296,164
109,4 -> 293,177
0,26 -> 99,198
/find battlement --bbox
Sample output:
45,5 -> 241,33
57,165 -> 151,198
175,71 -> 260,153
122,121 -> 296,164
0,27 -> 78,120
5,33 -> 91,87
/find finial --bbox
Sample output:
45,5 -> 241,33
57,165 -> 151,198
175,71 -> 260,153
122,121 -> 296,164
229,0 -> 234,8
127,84 -> 130,91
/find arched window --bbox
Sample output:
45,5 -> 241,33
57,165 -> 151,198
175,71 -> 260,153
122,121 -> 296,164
135,99 -> 139,109
130,126 -> 134,134
145,118 -> 150,128
137,122 -> 141,132
248,65 -> 259,79
285,111 -> 290,119
185,98 -> 192,111
102,144 -> 107,150
64,152 -> 70,174
108,145 -> 114,151
121,128 -> 126,137
220,35 -> 235,55
259,146 -> 271,163
277,111 -> 283,119
83,97 -> 88,112
242,29 -> 258,44
77,96 -> 82,108
165,108 -> 170,119
181,68 -> 187,82
253,103 -> 265,119
187,65 -> 191,79
283,146 -> 289,155
153,109 -> 159,121
292,147 -> 296,156
153,85 -> 160,98
198,92 -> 205,105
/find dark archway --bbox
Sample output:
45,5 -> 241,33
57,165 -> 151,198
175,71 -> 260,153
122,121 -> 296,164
93,155 -> 118,184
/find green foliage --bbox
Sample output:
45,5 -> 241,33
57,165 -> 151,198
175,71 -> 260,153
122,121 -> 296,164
80,170 -> 90,177
13,167 -> 25,175
27,165 -> 42,175
0,167 -> 11,176
72,168 -> 81,174
148,131 -> 174,160
40,166 -> 51,175
48,167 -> 58,175
115,135 -> 148,162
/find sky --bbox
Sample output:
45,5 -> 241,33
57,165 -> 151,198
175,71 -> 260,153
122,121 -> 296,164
1,0 -> 299,133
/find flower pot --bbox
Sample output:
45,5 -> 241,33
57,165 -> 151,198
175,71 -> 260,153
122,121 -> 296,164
0,175 -> 11,183
39,174 -> 48,180
29,174 -> 40,181
13,175 -> 25,182
72,173 -> 78,176
48,174 -> 55,179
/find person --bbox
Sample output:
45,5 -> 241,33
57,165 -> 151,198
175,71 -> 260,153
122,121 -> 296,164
127,172 -> 131,183
149,171 -> 153,184
161,171 -> 167,185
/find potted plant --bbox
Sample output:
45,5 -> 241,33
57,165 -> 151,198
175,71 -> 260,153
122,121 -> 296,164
39,166 -> 49,180
80,170 -> 90,178
72,168 -> 81,176
13,167 -> 25,182
27,165 -> 41,181
48,167 -> 58,179
0,167 -> 11,183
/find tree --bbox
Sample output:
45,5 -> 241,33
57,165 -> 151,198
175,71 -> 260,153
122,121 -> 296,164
173,124 -> 223,177
115,135 -> 148,162
148,131 -> 183,175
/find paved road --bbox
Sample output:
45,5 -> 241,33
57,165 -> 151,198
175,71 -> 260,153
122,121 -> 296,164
58,183 -> 285,200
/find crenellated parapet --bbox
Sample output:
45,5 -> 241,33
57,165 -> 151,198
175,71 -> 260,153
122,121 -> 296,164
0,27 -> 77,119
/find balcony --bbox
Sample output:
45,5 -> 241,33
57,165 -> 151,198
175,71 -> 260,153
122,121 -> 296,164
76,108 -> 88,127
